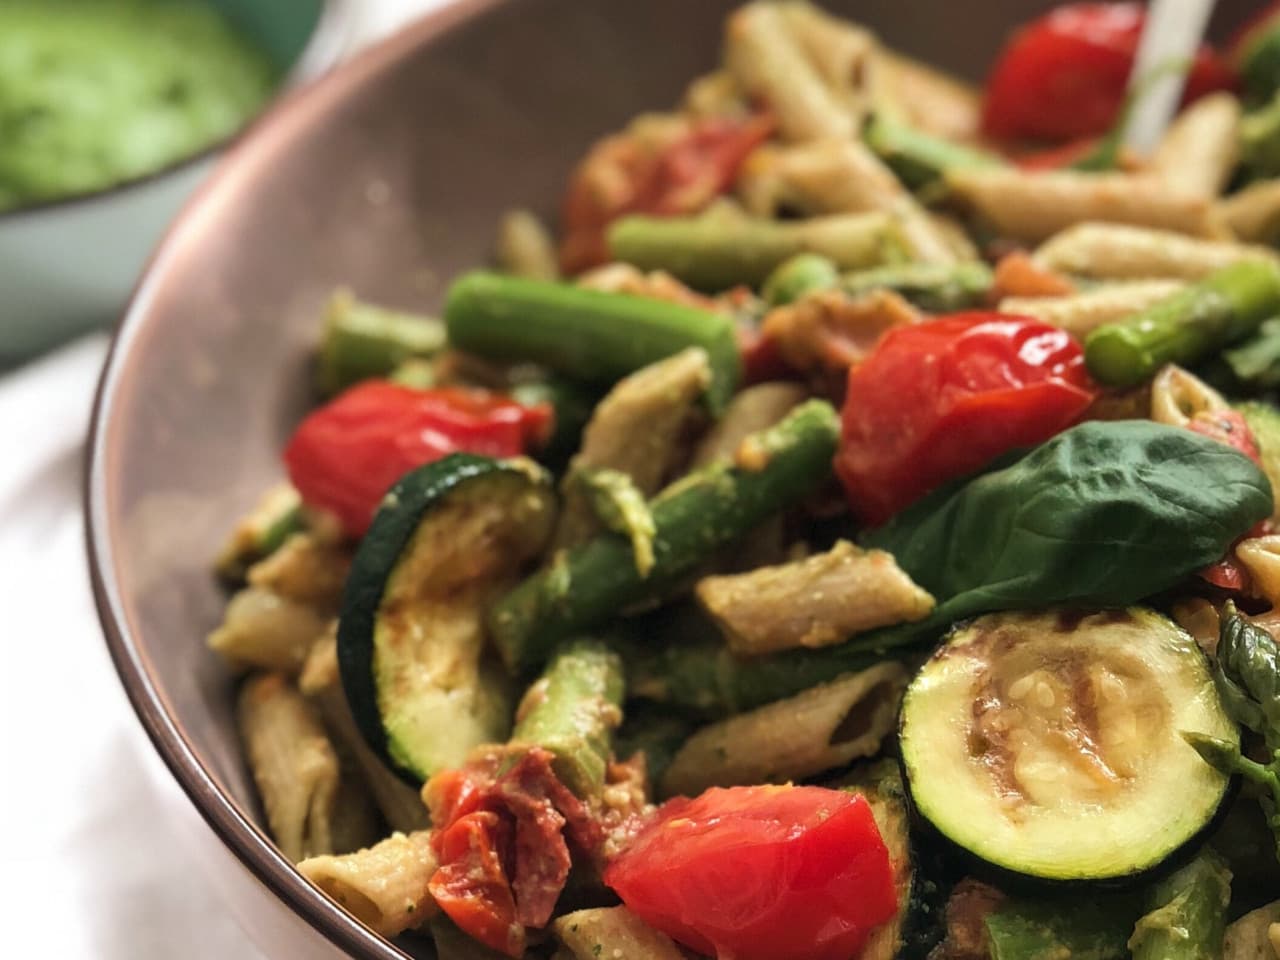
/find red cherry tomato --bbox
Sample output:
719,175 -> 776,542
836,313 -> 1097,527
560,113 -> 774,273
1187,409 -> 1262,464
283,381 -> 551,537
604,785 -> 898,960
982,3 -> 1236,143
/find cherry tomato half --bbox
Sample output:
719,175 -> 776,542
283,381 -> 551,537
982,3 -> 1236,143
836,313 -> 1097,527
604,785 -> 898,960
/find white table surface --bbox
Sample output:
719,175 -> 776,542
0,3 -> 448,956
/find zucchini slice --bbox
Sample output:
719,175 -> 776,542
338,454 -> 557,783
900,608 -> 1237,883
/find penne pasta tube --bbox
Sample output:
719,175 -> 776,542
298,830 -> 438,938
553,347 -> 711,550
238,672 -> 341,862
1150,93 -> 1242,199
999,281 -> 1185,339
682,69 -> 748,120
660,661 -> 909,797
496,208 -> 560,281
777,2 -> 877,101
246,532 -> 351,613
1221,179 -> 1280,244
1236,536 -> 1280,608
299,631 -> 432,834
553,906 -> 687,960
1033,223 -> 1276,281
208,586 -> 329,674
945,169 -> 1228,243
737,140 -> 956,263
695,540 -> 934,656
724,2 -> 855,142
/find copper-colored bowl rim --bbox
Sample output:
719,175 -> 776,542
84,2 -> 505,957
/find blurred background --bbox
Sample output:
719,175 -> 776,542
0,2 -> 446,958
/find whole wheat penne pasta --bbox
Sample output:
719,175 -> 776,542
298,830 -> 439,937
208,586 -> 329,674
496,208 -> 560,281
692,382 -> 809,468
239,672 -> 341,862
247,532 -> 351,613
696,540 -> 934,656
661,661 -> 909,797
945,169 -> 1228,242
871,50 -> 982,143
1222,179 -> 1280,244
724,2 -> 854,142
554,907 -> 687,960
1151,93 -> 1242,199
299,631 -> 432,834
554,347 -> 711,549
737,140 -> 955,262
1033,223 -> 1276,281
999,281 -> 1185,338
776,1 -> 877,110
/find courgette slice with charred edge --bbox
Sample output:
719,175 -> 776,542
838,760 -> 946,960
900,608 -> 1237,884
337,454 -> 557,783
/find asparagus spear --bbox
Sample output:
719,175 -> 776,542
1128,850 -> 1232,960
508,640 -> 625,799
863,112 -> 1005,190
571,469 -> 657,578
489,400 -> 841,674
606,211 -> 908,291
444,271 -> 741,413
316,289 -> 445,396
215,483 -> 305,582
841,261 -> 994,312
1085,261 -> 1280,387
762,253 -> 840,306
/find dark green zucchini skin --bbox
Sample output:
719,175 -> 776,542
337,453 -> 534,775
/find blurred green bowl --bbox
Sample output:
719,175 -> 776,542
0,0 -> 349,364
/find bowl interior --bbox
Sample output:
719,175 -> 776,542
87,0 -> 1258,957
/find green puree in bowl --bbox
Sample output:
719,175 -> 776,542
0,0 -> 277,212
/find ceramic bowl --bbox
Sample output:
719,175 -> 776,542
0,0 -> 351,364
86,0 -> 1257,957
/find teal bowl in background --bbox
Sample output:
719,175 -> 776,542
0,0 -> 350,365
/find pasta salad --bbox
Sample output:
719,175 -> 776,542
209,3 -> 1280,958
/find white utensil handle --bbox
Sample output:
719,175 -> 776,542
1124,0 -> 1216,154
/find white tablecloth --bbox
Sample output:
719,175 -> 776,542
0,3 -> 447,956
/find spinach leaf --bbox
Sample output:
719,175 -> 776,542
861,420 -> 1271,646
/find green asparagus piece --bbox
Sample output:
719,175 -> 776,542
490,400 -> 841,674
444,271 -> 740,413
1128,850 -> 1232,960
606,211 -> 908,291
316,289 -> 445,396
1084,261 -> 1280,387
863,112 -> 1005,190
1242,90 -> 1280,180
508,640 -> 625,798
762,253 -> 840,306
985,894 -> 1142,960
572,468 -> 657,578
841,261 -> 994,312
